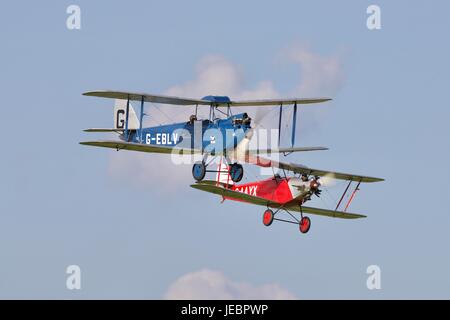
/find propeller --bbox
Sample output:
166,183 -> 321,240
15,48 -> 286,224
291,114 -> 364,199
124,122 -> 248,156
243,107 -> 275,142
309,173 -> 336,198
314,189 -> 322,197
312,180 -> 322,198
253,107 -> 272,127
316,172 -> 336,188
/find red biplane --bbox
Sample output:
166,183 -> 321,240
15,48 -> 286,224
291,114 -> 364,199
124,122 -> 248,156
191,160 -> 383,234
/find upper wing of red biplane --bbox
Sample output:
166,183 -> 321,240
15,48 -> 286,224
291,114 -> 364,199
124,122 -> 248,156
246,146 -> 329,154
245,155 -> 384,183
190,182 -> 366,219
83,90 -> 331,107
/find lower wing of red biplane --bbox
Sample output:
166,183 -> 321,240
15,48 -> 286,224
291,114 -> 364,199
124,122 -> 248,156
191,182 -> 366,219
190,158 -> 382,234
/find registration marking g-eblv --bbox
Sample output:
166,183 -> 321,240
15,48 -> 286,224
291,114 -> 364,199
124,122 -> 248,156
146,133 -> 178,145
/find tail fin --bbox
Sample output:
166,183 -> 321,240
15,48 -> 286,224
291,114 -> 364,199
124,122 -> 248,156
114,99 -> 140,130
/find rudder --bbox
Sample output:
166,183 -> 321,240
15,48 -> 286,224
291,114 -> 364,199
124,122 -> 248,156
114,99 -> 139,130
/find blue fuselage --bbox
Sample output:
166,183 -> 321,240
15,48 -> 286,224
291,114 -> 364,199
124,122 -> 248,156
122,113 -> 251,154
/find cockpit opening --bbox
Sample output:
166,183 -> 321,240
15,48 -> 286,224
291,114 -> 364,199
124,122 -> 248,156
189,114 -> 197,124
232,113 -> 251,126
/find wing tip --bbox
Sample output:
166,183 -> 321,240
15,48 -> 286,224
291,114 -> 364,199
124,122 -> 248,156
309,97 -> 332,103
79,141 -> 107,146
82,90 -> 113,97
292,146 -> 329,152
333,212 -> 367,219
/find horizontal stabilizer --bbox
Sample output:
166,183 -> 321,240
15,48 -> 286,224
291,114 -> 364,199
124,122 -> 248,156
83,128 -> 124,132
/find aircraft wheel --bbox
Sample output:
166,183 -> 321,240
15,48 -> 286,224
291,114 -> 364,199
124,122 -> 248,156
263,209 -> 274,226
230,163 -> 244,182
192,162 -> 206,181
299,216 -> 311,234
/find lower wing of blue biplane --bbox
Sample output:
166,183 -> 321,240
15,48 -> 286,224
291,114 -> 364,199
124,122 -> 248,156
79,140 -> 202,154
79,140 -> 328,156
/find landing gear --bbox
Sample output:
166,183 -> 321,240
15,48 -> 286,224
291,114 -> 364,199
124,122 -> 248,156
260,206 -> 311,234
298,205 -> 311,234
192,157 -> 244,183
192,162 -> 206,181
262,209 -> 274,226
299,216 -> 311,234
229,163 -> 243,182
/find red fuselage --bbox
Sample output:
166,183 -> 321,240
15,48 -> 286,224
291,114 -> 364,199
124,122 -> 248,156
226,176 -> 318,206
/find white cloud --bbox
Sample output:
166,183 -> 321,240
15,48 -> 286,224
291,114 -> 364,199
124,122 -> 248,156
107,151 -> 193,191
164,55 -> 243,98
282,44 -> 344,136
286,44 -> 344,97
165,269 -> 296,300
163,55 -> 280,111
107,46 -> 344,189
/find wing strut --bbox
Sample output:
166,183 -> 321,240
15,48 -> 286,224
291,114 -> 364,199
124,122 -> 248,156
334,179 -> 362,212
291,102 -> 297,147
139,95 -> 144,142
344,181 -> 361,212
125,95 -> 130,141
335,179 -> 352,211
277,102 -> 298,149
278,104 -> 283,146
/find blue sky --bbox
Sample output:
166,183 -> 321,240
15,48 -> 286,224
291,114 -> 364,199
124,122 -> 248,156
0,0 -> 449,298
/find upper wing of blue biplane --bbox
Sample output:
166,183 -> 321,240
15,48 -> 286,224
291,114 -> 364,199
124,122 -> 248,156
83,90 -> 331,106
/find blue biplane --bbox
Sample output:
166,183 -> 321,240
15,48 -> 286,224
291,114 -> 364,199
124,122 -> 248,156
80,90 -> 331,182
